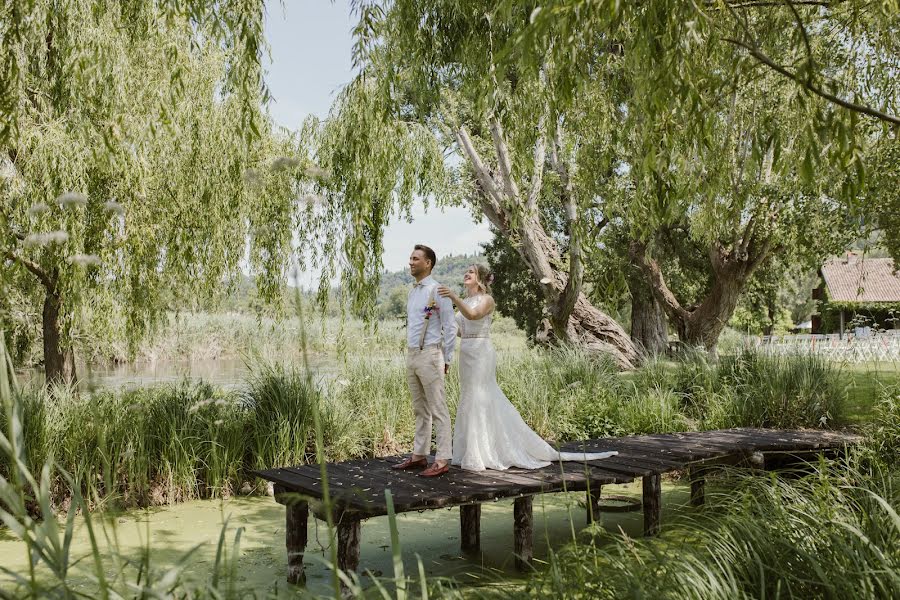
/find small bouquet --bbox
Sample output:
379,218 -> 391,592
423,298 -> 439,319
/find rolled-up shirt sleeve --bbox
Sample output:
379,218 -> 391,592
439,292 -> 457,364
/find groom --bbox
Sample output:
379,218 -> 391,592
391,244 -> 457,477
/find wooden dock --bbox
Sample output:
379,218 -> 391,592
253,428 -> 860,585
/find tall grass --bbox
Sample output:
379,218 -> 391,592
1,335 -> 249,598
2,347 -> 853,510
525,457 -> 899,599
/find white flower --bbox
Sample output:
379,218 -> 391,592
243,168 -> 263,186
103,200 -> 125,215
57,192 -> 87,208
540,277 -> 552,284
214,419 -> 224,426
27,203 -> 50,216
304,165 -> 330,180
67,254 -> 102,267
301,194 -> 322,208
271,156 -> 300,172
24,231 -> 69,247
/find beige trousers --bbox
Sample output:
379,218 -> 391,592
406,345 -> 452,460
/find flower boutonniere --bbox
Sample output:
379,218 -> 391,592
423,299 -> 439,320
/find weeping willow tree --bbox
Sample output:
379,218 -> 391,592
308,0 -> 895,365
516,0 -> 897,353
0,1 -> 305,384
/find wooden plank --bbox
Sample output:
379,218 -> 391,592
285,500 -> 308,584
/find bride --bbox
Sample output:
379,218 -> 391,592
437,265 -> 617,471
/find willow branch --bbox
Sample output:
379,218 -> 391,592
5,250 -> 54,290
526,125 -> 546,213
724,37 -> 900,125
455,127 -> 504,208
555,190 -> 582,327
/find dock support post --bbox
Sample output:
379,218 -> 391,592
337,520 -> 361,576
460,504 -> 481,553
513,496 -> 533,571
275,486 -> 309,585
643,474 -> 661,536
690,469 -> 705,507
586,485 -> 602,524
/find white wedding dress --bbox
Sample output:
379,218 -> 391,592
451,295 -> 618,471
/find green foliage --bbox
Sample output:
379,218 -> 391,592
483,229 -> 545,338
525,459 -> 900,600
0,0 -> 302,369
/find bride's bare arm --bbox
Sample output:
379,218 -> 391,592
438,285 -> 495,320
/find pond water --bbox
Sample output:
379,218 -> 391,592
0,482 -> 693,596
17,355 -> 344,392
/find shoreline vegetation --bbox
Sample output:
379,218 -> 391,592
2,320 -> 899,597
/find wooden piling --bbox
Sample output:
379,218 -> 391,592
513,496 -> 533,571
643,474 -> 661,536
337,520 -> 361,575
281,493 -> 309,585
586,485 -> 602,524
460,504 -> 481,553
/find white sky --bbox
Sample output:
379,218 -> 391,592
263,1 -> 491,273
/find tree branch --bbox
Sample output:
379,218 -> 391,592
526,123 -> 546,213
723,37 -> 900,126
455,127 -> 506,215
4,250 -> 54,290
489,116 -> 521,201
554,192 -> 582,330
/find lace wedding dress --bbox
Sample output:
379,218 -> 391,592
451,295 -> 618,471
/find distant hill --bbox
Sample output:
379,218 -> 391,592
376,253 -> 486,318
197,253 -> 487,317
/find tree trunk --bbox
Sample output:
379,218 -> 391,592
455,125 -> 638,369
43,289 -> 76,385
628,273 -> 668,357
679,268 -> 749,353
508,215 -> 638,369
631,240 -> 769,356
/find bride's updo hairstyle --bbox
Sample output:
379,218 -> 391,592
470,263 -> 493,295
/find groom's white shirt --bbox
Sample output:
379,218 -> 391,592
407,275 -> 457,364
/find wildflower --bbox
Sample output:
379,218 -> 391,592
271,156 -> 300,172
103,200 -> 125,215
27,203 -> 50,216
57,192 -> 87,208
67,254 -> 102,267
214,419 -> 224,426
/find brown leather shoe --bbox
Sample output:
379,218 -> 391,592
391,456 -> 428,470
418,462 -> 449,478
